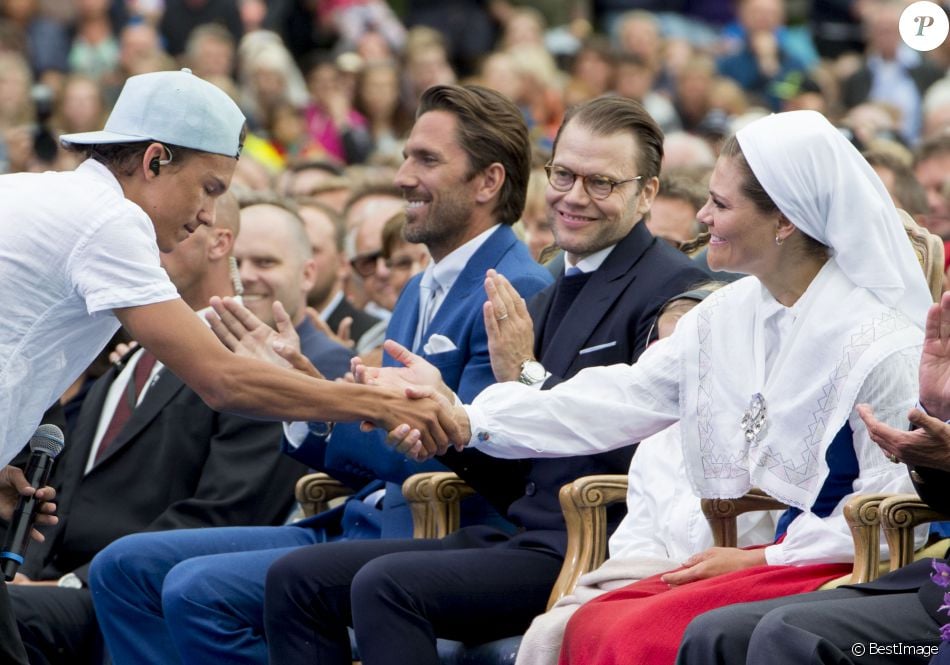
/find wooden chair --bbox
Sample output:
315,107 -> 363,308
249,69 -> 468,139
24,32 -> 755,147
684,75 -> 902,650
699,491 -> 894,585
294,472 -> 354,517
877,494 -> 950,570
401,471 -> 477,539
900,208 -> 945,301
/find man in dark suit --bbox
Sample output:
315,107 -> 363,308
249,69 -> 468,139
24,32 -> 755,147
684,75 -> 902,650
261,95 -> 707,664
675,293 -> 950,665
89,84 -> 552,665
9,193 -> 351,665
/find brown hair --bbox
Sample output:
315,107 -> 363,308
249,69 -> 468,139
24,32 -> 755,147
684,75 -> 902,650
719,135 -> 828,259
717,135 -> 779,215
417,84 -> 531,226
296,198 -> 347,252
75,141 -> 199,177
863,148 -> 929,217
914,133 -> 950,166
552,96 -> 664,180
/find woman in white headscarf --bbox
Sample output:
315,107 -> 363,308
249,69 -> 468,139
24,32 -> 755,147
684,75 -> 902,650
377,110 -> 932,664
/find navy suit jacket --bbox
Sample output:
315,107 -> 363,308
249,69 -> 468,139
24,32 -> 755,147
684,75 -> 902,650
286,225 -> 553,539
439,221 -> 709,555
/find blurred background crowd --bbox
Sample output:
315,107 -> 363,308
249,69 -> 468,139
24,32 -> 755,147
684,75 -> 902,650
2,0 -> 949,284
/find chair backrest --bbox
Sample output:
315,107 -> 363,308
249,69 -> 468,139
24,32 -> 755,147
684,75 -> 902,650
899,208 -> 945,302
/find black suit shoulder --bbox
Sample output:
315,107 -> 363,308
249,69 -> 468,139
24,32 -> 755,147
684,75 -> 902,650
27,365 -> 306,581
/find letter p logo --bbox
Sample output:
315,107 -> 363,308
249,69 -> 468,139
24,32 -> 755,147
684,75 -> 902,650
900,1 -> 949,51
915,15 -> 935,36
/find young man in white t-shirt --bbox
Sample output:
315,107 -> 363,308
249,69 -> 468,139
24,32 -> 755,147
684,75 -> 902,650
0,68 -> 452,664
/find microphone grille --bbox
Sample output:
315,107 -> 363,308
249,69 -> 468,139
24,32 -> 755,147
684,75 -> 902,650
29,424 -> 65,458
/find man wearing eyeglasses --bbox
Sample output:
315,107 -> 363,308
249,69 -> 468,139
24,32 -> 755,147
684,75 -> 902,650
343,185 -> 406,322
481,95 -> 709,393
88,84 -> 553,665
255,96 -> 708,664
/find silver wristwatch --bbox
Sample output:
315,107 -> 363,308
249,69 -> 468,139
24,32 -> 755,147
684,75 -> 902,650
518,360 -> 548,386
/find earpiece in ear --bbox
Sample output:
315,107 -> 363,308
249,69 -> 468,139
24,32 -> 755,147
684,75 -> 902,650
149,146 -> 173,176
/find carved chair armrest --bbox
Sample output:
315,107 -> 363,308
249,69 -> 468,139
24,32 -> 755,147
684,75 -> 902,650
548,474 -> 629,611
880,493 -> 950,571
701,489 -> 788,549
402,472 -> 477,540
295,472 -> 354,517
842,493 -> 895,583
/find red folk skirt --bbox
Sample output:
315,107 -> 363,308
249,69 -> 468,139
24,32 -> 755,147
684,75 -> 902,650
558,562 -> 852,665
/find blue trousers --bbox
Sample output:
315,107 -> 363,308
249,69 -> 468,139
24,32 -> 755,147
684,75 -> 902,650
88,525 -> 325,665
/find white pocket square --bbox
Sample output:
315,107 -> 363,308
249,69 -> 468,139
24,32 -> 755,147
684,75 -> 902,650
423,334 -> 458,355
579,341 -> 617,355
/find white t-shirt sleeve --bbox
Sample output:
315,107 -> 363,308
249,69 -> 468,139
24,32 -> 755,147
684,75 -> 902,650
70,207 -> 179,315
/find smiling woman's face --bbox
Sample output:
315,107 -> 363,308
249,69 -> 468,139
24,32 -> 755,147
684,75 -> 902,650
697,156 -> 780,277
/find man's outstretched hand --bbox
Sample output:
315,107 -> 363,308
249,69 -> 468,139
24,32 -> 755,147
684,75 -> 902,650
351,339 -> 469,459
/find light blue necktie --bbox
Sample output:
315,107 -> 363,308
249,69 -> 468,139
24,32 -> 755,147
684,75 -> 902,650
414,273 -> 442,352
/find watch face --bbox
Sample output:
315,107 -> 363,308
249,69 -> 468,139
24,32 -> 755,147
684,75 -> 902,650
521,361 -> 546,383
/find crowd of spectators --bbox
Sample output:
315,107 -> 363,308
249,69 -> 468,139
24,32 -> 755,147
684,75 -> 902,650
1,0 -> 947,247
3,0 -> 950,662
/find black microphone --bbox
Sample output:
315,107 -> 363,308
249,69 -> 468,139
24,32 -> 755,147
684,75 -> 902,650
1,424 -> 65,581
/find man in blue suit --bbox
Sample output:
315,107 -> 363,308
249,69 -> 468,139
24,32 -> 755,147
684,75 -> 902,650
260,95 -> 708,664
88,84 -> 552,665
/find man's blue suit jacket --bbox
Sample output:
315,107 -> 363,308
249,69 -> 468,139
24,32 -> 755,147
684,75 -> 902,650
285,225 -> 552,540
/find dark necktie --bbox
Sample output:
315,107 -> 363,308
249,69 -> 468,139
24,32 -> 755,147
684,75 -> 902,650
95,350 -> 157,461
541,269 -> 592,351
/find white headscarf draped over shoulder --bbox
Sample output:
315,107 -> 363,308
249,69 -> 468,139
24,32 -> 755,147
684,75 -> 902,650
737,110 -> 931,328
677,111 -> 926,510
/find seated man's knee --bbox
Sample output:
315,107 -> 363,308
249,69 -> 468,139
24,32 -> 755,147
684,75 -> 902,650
161,558 -> 219,616
90,532 -> 154,587
350,555 -> 409,611
677,604 -> 756,664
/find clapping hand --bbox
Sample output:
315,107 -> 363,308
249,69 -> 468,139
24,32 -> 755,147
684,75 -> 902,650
307,307 -> 355,349
919,292 -> 950,421
483,269 -> 537,382
352,340 -> 454,402
207,297 -> 323,379
858,404 -> 950,471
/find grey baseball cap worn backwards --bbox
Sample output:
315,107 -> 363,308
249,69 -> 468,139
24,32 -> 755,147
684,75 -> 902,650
60,68 -> 246,159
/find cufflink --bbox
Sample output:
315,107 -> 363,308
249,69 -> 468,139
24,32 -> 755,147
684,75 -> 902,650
308,422 -> 335,437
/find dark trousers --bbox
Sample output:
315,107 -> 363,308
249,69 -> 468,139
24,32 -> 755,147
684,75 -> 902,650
677,587 -> 941,665
9,585 -> 100,665
263,529 -> 563,665
0,581 -> 28,665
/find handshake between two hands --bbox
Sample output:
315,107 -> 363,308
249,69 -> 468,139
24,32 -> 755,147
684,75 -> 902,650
205,296 -> 470,461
